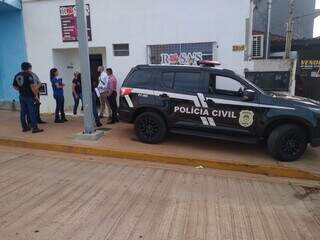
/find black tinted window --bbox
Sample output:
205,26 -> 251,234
126,69 -> 153,88
174,72 -> 200,92
161,72 -> 174,88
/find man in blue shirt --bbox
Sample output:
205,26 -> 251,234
13,62 -> 44,133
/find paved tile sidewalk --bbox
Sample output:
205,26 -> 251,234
0,110 -> 319,178
0,146 -> 319,240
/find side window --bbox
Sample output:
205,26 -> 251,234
161,72 -> 174,89
173,72 -> 200,92
209,74 -> 244,96
126,70 -> 153,88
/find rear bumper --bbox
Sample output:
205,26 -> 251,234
119,108 -> 134,123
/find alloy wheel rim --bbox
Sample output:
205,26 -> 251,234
139,117 -> 159,139
280,133 -> 302,156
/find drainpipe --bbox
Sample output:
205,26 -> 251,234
248,0 -> 255,60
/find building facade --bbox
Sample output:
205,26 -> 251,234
21,0 -> 251,113
252,0 -> 317,59
0,0 -> 27,108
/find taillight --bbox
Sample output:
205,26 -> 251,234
120,87 -> 133,96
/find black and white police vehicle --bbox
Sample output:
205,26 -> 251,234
119,62 -> 320,161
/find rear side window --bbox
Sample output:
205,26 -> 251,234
174,72 -> 200,92
161,72 -> 175,88
125,69 -> 153,88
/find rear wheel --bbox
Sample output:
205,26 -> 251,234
267,124 -> 308,162
134,112 -> 167,144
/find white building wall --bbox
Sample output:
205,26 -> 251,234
22,0 -> 250,113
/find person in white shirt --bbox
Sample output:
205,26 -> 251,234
97,66 -> 111,119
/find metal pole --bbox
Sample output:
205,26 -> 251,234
76,0 -> 95,134
248,0 -> 255,60
284,0 -> 294,59
265,0 -> 272,59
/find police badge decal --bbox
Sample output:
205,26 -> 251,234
239,110 -> 254,128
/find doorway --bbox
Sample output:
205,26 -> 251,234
89,54 -> 103,86
52,48 -> 106,114
89,54 -> 103,109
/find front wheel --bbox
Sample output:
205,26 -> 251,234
134,112 -> 167,144
267,124 -> 308,162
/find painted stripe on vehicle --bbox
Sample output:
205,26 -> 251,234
205,97 -> 295,110
200,117 -> 209,125
197,93 -> 208,108
207,117 -> 216,126
125,95 -> 134,108
131,88 -> 294,110
132,88 -> 201,107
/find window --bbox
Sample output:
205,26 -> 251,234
245,71 -> 290,91
161,72 -> 175,88
252,35 -> 264,58
209,74 -> 244,96
113,44 -> 129,56
126,70 -> 153,88
148,42 -> 215,65
173,72 -> 200,92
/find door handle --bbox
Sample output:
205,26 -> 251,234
160,93 -> 169,99
205,99 -> 215,104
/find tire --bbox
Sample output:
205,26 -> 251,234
267,124 -> 308,162
134,112 -> 167,144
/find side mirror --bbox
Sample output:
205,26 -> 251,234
243,89 -> 256,101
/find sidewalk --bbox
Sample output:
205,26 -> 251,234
0,110 -> 320,181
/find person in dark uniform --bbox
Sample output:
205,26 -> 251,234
12,62 -> 44,133
106,68 -> 119,124
72,71 -> 83,115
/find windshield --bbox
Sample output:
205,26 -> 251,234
236,74 -> 266,95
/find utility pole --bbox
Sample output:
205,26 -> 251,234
265,0 -> 272,59
284,0 -> 294,59
75,0 -> 95,134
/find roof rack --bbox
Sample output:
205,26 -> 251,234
197,60 -> 221,67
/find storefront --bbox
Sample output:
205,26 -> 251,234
21,0 -> 251,113
295,40 -> 320,100
0,0 -> 27,108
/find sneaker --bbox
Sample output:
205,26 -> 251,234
32,128 -> 44,134
62,118 -> 68,122
54,119 -> 64,123
96,122 -> 103,127
22,127 -> 31,132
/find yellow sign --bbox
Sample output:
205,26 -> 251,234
300,59 -> 320,69
232,45 -> 246,52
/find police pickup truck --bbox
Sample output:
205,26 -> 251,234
119,63 -> 320,161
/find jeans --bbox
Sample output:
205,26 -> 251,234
92,91 -> 101,125
19,96 -> 37,129
54,95 -> 65,120
73,93 -> 83,115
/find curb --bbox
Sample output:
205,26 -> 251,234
0,137 -> 319,181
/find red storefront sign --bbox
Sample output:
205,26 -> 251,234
60,4 -> 92,42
